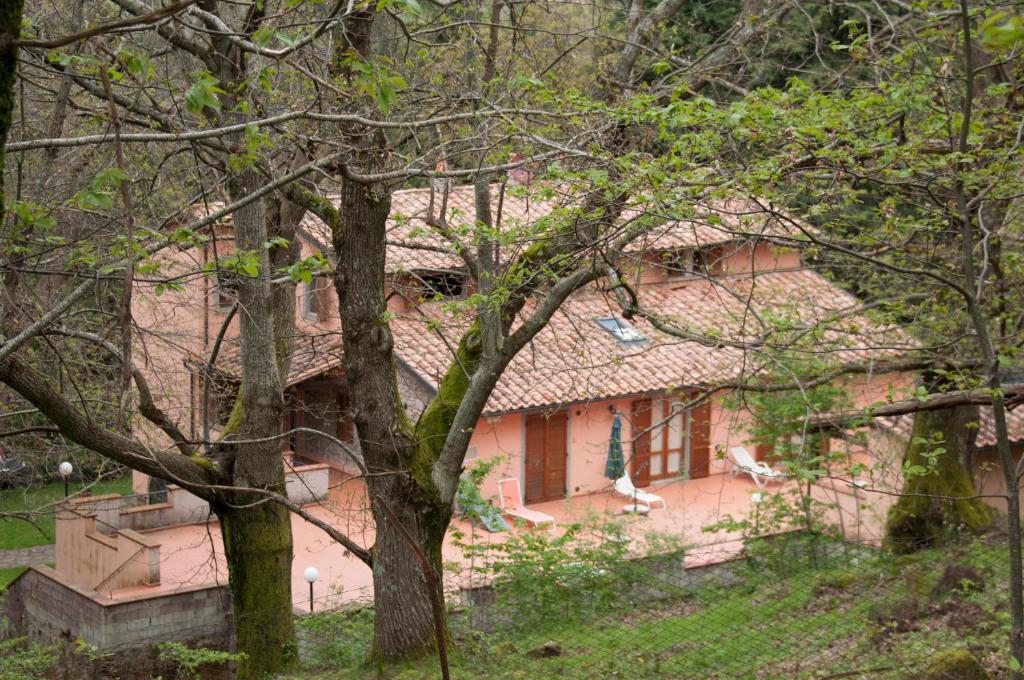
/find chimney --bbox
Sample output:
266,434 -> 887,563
430,159 -> 451,223
509,154 -> 534,186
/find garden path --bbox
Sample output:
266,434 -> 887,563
0,544 -> 54,568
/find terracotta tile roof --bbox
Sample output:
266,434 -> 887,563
385,184 -> 558,272
877,408 -> 1024,449
390,268 -> 910,414
977,408 -> 1024,448
188,185 -> 807,274
293,183 -> 559,273
207,331 -> 344,387
622,197 -> 804,252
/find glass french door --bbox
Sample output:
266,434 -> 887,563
632,396 -> 710,486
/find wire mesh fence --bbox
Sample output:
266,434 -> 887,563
1,527 -> 1014,679
287,530 -> 1010,680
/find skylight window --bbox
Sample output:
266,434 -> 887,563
595,316 -> 646,343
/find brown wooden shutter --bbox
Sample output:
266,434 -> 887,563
524,414 -> 547,503
631,399 -> 652,487
544,411 -> 568,501
524,411 -> 568,503
690,399 -> 711,479
755,439 -> 774,462
315,276 -> 331,319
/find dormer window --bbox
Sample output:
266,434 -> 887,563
661,246 -> 724,279
415,271 -> 464,300
661,249 -> 695,279
595,316 -> 646,343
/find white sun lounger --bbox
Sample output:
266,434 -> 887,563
498,478 -> 556,528
729,446 -> 789,489
613,474 -> 666,509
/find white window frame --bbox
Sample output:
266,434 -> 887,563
595,316 -> 646,343
301,278 -> 320,320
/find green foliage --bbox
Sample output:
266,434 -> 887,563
228,123 -> 271,171
0,567 -> 25,590
460,516 -> 677,631
0,636 -> 56,680
184,73 -> 225,115
284,251 -> 327,284
156,641 -> 244,680
286,535 -> 1012,679
981,12 -> 1024,50
923,649 -> 992,680
71,168 -> 129,211
453,457 -> 505,524
295,608 -> 374,670
339,54 -> 407,115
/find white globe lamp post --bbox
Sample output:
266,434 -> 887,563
303,566 -> 319,612
58,461 -> 73,498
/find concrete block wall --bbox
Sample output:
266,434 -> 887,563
3,567 -> 231,651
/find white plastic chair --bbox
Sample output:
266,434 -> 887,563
729,447 -> 789,489
498,478 -> 556,528
613,474 -> 666,509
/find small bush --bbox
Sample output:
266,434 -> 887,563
0,636 -> 56,680
156,641 -> 243,680
922,649 -> 990,680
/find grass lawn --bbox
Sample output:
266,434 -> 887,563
0,567 -> 25,590
286,535 -> 1011,679
0,476 -> 134,551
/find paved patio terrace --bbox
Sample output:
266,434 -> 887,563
47,467 -> 893,610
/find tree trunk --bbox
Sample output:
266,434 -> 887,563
220,165 -> 297,678
885,404 -> 993,553
333,175 -> 456,660
220,504 -> 296,677
366,474 -> 451,661
0,0 -> 21,224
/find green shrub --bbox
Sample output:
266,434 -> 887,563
155,641 -> 243,680
0,636 -> 56,680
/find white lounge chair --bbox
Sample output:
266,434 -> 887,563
729,446 -> 789,489
498,478 -> 556,528
613,474 -> 666,509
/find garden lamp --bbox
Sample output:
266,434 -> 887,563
751,492 -> 763,535
303,566 -> 319,612
58,461 -> 73,498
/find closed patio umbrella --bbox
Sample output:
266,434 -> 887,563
605,413 -> 625,480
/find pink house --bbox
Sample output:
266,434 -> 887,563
129,183 -> 911,510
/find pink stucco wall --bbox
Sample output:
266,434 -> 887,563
466,371 -> 913,505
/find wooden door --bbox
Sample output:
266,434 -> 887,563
524,411 -> 568,503
690,399 -> 711,479
631,399 -> 652,487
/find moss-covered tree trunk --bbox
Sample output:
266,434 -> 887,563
217,164 -> 297,678
0,0 -> 21,225
220,503 -> 296,677
885,404 -> 993,553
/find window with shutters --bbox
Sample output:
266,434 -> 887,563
658,246 -> 725,280
631,395 -> 711,485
